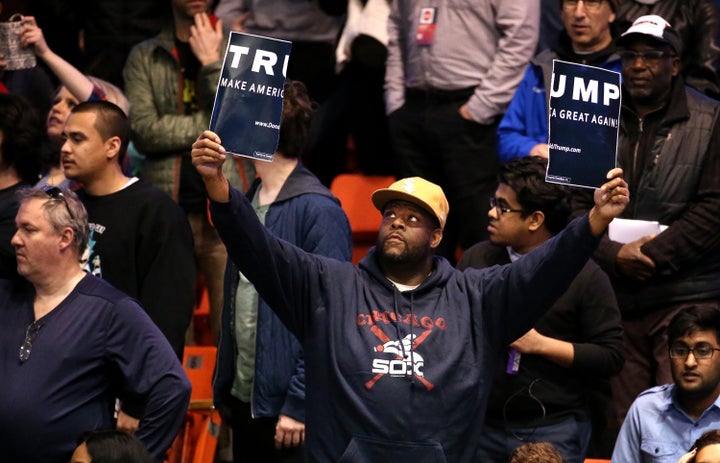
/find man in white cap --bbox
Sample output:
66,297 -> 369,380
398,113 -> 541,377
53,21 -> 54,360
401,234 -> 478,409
615,0 -> 720,99
574,14 -> 720,428
190,128 -> 629,463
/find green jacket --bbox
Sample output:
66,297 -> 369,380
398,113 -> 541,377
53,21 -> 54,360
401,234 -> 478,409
123,25 -> 255,199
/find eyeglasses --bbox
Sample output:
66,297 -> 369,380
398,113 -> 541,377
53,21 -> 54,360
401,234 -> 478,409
669,342 -> 720,360
43,186 -> 74,220
19,320 -> 43,363
489,197 -> 524,215
619,50 -> 676,66
563,0 -> 606,11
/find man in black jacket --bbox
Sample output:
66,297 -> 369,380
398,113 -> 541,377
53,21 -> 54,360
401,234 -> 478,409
575,14 -> 720,428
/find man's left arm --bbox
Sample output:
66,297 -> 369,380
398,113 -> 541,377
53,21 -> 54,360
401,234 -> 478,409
641,116 -> 720,273
464,0 -> 540,125
109,300 -> 191,459
510,266 -> 623,374
567,263 -> 624,375
189,13 -> 225,110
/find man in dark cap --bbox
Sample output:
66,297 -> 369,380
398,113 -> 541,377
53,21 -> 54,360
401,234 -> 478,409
575,14 -> 720,428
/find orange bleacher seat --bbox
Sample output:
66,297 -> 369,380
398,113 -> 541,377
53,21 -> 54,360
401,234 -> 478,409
330,173 -> 396,264
584,459 -> 611,463
192,283 -> 213,347
165,346 -> 221,463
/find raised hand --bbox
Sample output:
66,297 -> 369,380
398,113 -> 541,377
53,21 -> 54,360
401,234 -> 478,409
19,16 -> 50,57
189,13 -> 223,66
191,130 -> 230,202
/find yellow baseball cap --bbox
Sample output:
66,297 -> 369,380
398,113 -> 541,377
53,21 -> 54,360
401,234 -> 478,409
371,177 -> 449,230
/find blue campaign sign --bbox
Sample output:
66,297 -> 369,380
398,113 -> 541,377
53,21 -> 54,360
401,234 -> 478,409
209,32 -> 292,162
546,59 -> 621,189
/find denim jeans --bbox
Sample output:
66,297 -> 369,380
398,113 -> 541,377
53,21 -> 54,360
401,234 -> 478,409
474,416 -> 592,463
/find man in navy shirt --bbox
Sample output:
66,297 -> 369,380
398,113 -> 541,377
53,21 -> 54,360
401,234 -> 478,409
0,187 -> 190,462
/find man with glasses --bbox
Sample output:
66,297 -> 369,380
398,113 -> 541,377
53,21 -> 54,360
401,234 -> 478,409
498,0 -> 621,163
457,156 -> 624,463
612,306 -> 720,462
572,14 -> 720,432
615,0 -> 720,99
385,0 -> 539,264
0,187 -> 191,462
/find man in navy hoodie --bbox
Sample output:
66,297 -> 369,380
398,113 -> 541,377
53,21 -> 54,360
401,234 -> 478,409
191,130 -> 629,463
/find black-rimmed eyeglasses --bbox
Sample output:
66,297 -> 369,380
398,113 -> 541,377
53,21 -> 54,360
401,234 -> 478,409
489,197 -> 524,215
669,342 -> 720,360
619,50 -> 676,66
562,0 -> 606,11
43,186 -> 74,220
19,320 -> 43,363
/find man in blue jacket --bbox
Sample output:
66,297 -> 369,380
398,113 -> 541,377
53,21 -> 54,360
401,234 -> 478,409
497,0 -> 621,163
191,130 -> 629,463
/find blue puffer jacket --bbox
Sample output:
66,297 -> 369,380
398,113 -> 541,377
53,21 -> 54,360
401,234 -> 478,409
497,35 -> 622,163
213,164 -> 352,422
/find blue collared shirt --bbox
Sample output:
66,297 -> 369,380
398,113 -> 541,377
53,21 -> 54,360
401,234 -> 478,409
612,384 -> 720,463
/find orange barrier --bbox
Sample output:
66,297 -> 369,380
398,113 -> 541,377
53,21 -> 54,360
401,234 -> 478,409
192,280 -> 214,347
165,346 -> 221,463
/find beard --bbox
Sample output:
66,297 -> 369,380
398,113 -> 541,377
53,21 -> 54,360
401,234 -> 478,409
377,236 -> 431,265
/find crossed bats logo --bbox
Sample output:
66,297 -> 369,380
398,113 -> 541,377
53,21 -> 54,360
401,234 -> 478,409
366,325 -> 435,391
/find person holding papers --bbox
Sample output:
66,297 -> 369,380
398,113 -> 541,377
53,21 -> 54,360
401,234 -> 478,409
497,0 -> 622,163
615,0 -> 720,100
191,115 -> 629,461
573,14 -> 720,431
